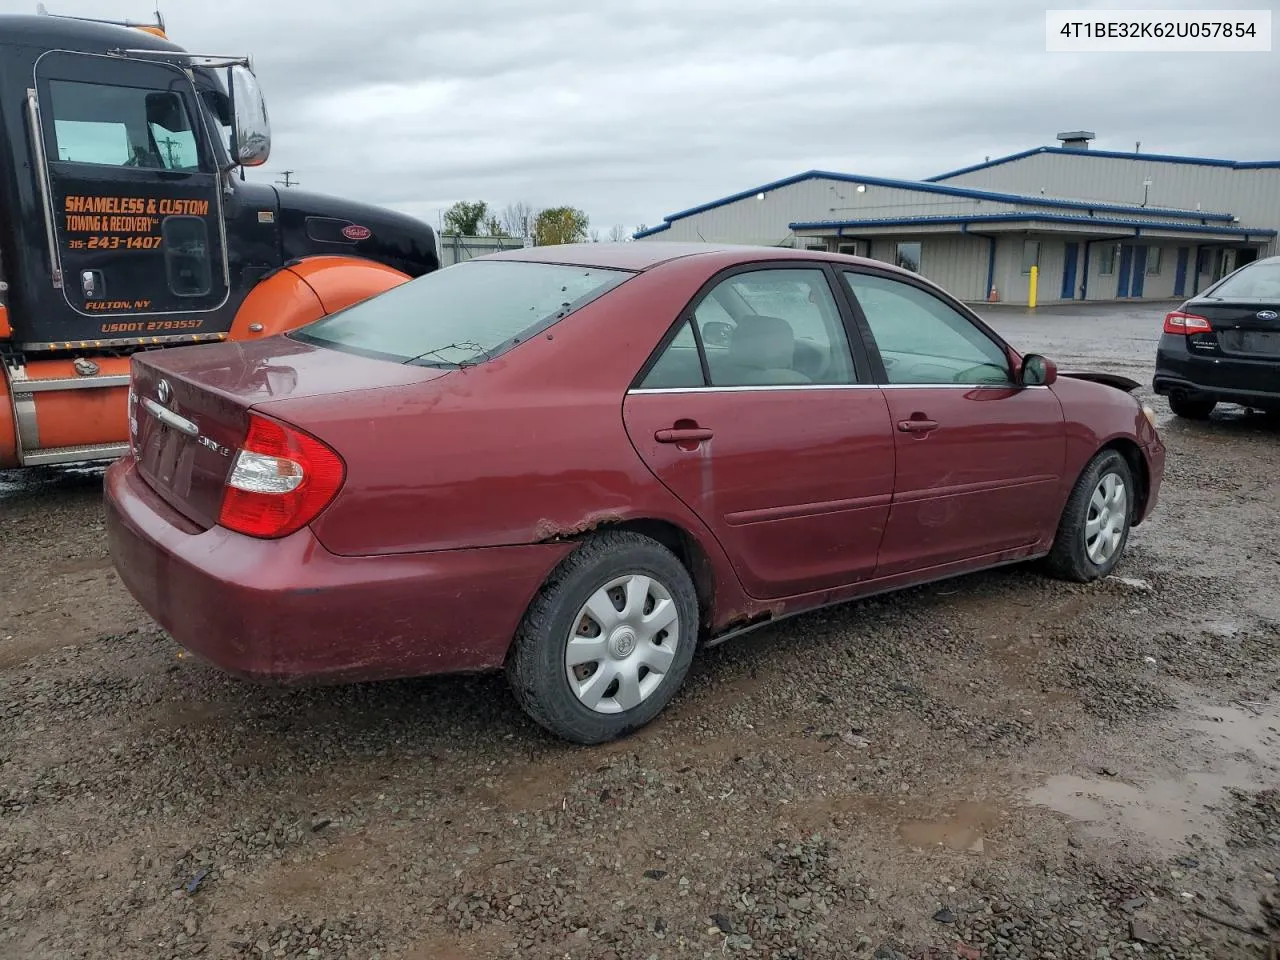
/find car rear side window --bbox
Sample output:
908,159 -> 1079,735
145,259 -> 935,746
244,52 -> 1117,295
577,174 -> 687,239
1210,262 -> 1280,300
641,267 -> 859,388
293,260 -> 632,366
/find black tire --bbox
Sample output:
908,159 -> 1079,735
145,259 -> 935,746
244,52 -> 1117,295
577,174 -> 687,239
505,531 -> 700,745
1168,392 -> 1215,420
1044,449 -> 1136,583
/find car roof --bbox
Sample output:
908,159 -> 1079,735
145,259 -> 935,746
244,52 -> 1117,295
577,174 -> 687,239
479,240 -> 911,276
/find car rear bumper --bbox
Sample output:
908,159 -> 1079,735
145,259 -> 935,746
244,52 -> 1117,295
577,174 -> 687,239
104,457 -> 573,683
1153,334 -> 1280,408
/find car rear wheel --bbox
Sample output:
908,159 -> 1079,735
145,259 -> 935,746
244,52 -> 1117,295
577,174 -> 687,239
1044,449 -> 1135,583
1168,392 -> 1215,420
506,531 -> 699,744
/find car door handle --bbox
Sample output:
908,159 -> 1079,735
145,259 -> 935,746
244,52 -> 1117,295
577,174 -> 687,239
897,418 -> 938,433
655,427 -> 714,443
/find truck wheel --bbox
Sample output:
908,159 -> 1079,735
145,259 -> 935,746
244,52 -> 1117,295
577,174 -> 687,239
1044,449 -> 1135,583
506,531 -> 699,745
1168,392 -> 1215,420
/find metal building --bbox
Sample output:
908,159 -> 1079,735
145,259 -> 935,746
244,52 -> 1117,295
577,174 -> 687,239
634,132 -> 1279,306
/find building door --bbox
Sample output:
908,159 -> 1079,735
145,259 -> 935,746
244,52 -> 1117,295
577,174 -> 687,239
1116,244 -> 1148,298
1116,245 -> 1133,297
1061,243 -> 1080,300
1173,247 -> 1190,297
1130,246 -> 1148,297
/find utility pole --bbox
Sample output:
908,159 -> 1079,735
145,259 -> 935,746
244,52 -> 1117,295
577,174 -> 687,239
158,135 -> 180,168
275,170 -> 299,188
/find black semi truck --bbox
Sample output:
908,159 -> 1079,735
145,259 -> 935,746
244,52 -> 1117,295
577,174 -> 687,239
0,10 -> 439,469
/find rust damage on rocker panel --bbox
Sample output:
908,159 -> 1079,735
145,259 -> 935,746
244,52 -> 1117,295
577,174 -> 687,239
532,512 -> 626,544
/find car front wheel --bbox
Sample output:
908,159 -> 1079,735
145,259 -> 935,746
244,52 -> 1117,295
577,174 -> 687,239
1045,449 -> 1136,583
506,531 -> 700,744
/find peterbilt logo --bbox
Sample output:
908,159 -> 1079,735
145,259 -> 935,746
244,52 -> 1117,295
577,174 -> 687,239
1256,310 -> 1278,321
156,379 -> 172,405
342,224 -> 372,241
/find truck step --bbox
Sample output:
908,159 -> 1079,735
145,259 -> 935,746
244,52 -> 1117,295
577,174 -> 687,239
8,373 -> 131,394
20,442 -> 129,467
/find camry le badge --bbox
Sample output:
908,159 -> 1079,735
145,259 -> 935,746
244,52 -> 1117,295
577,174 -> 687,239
1256,310 -> 1278,321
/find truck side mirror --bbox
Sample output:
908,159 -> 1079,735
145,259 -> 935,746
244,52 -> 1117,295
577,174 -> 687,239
229,64 -> 271,167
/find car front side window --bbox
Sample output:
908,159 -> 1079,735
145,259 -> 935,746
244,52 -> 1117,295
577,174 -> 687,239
842,272 -> 1013,386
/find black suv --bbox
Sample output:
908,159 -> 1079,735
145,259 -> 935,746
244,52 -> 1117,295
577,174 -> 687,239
1154,255 -> 1280,419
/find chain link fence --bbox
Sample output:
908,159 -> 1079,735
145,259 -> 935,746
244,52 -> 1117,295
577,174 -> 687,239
438,234 -> 529,267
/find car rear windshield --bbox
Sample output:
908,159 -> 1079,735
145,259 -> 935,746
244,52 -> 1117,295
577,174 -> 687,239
1210,262 -> 1280,300
292,259 -> 633,366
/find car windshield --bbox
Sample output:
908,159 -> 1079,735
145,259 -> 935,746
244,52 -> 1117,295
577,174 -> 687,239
1210,262 -> 1280,300
292,259 -> 634,366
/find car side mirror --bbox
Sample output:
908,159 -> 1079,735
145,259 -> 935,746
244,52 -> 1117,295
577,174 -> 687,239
701,321 -> 733,348
1019,353 -> 1057,387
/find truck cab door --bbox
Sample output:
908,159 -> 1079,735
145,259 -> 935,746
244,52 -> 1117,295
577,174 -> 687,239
31,51 -> 229,337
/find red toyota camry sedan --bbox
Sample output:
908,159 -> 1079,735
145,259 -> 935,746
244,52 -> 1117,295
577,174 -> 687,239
105,242 -> 1165,744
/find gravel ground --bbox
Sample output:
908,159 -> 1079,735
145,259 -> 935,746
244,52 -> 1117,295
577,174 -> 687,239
2,302 -> 1279,959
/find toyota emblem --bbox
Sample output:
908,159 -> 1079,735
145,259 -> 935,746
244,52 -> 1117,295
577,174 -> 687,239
1256,310 -> 1278,321
156,379 -> 172,405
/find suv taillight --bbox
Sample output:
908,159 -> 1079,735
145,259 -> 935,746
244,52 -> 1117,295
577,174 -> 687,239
1164,310 -> 1212,335
218,413 -> 345,539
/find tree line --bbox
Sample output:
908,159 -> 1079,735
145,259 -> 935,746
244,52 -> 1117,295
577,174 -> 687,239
441,200 -> 645,245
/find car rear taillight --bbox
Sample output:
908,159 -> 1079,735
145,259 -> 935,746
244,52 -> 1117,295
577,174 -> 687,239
1163,310 -> 1212,335
217,413 -> 345,539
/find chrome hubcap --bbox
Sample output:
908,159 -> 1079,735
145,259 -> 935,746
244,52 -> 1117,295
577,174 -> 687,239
1085,471 -> 1128,565
565,574 -> 680,715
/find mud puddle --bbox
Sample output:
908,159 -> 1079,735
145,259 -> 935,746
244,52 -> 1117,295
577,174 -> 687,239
1027,695 -> 1280,852
898,800 -> 1004,853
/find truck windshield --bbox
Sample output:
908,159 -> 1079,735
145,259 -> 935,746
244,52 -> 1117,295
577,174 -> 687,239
292,259 -> 634,367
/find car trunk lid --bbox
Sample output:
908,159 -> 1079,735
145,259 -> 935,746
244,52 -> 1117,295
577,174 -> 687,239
130,335 -> 450,529
1192,300 -> 1280,359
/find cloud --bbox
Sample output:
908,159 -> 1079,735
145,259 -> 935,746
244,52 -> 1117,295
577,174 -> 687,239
19,0 -> 1279,233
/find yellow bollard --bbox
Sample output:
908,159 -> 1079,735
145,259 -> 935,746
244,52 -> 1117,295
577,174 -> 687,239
1028,264 -> 1039,309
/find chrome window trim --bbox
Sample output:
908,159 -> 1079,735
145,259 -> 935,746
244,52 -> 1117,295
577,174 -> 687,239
627,383 -> 1046,395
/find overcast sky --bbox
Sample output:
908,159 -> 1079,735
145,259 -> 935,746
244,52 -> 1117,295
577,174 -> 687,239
11,0 -> 1279,235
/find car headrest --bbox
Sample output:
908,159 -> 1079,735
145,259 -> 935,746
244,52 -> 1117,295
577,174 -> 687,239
727,315 -> 796,370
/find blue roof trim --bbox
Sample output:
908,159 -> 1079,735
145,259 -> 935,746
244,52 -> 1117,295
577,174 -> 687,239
928,146 -> 1280,181
632,222 -> 671,239
788,212 -> 1276,238
633,169 -> 1235,238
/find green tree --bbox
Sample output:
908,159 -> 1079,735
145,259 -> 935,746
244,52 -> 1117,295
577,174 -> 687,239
533,206 -> 589,246
443,200 -> 489,236
483,215 -> 506,237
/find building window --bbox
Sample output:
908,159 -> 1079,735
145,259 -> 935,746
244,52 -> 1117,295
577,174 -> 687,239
1099,244 -> 1116,276
895,241 -> 921,272
805,241 -> 828,252
1146,246 -> 1162,275
1020,240 -> 1040,275
837,242 -> 860,257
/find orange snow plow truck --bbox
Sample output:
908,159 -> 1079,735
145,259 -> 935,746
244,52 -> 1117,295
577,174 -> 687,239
0,10 -> 439,469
